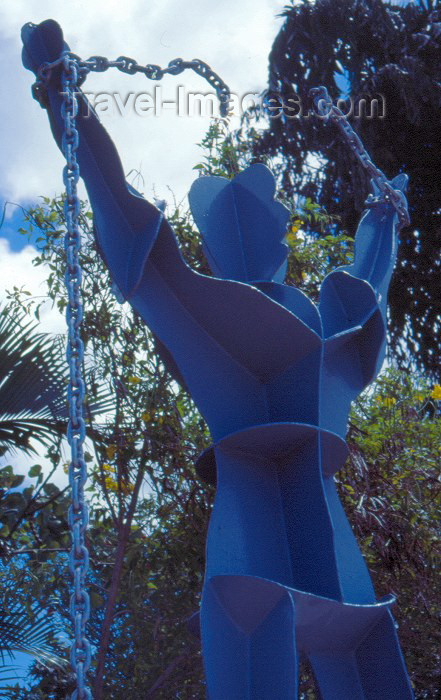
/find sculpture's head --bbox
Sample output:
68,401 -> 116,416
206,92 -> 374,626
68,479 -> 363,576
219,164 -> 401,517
21,20 -> 67,76
189,164 -> 290,284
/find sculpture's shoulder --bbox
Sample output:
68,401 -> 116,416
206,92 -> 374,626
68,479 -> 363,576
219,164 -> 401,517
252,281 -> 322,336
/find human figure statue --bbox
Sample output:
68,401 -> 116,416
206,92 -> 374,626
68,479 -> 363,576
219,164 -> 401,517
23,20 -> 414,699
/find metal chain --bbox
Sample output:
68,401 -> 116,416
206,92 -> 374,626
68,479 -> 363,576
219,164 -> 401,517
32,44 -> 229,700
309,86 -> 410,230
34,51 -> 231,116
61,55 -> 92,700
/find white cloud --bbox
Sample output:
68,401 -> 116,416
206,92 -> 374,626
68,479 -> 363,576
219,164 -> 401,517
0,237 -> 65,334
0,0 -> 286,204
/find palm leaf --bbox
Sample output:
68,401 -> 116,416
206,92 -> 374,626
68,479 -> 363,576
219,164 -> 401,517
0,308 -> 70,416
0,304 -> 114,455
0,600 -> 66,669
0,305 -> 67,455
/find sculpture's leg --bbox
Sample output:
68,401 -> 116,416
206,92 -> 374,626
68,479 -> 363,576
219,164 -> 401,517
200,425 -> 337,699
202,575 -> 297,700
199,429 -> 307,699
308,610 -> 413,699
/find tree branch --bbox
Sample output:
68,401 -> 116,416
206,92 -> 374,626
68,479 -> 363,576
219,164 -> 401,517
145,652 -> 189,697
93,442 -> 147,700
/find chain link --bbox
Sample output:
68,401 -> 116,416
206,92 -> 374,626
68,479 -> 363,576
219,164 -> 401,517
34,50 -> 231,116
61,55 -> 92,700
309,86 -> 410,231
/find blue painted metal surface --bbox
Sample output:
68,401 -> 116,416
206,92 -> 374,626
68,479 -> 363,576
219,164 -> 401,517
23,20 -> 414,699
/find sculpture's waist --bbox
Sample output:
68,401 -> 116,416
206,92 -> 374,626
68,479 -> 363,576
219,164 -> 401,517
195,421 -> 348,486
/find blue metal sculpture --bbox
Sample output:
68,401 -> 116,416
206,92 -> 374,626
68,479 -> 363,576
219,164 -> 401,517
23,20 -> 414,699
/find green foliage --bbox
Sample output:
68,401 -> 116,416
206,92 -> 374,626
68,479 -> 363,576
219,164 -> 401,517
0,575 -> 67,697
340,369 -> 441,698
285,201 -> 353,302
0,593 -> 66,668
193,120 -> 260,178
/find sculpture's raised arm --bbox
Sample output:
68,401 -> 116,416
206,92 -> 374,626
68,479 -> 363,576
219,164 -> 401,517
320,176 -> 408,329
312,85 -> 410,357
309,85 -> 409,344
317,174 -> 409,411
344,176 -> 408,305
22,19 -> 165,301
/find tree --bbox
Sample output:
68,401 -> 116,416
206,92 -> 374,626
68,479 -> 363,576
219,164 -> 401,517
255,0 -> 441,378
0,298 -> 113,694
341,370 -> 441,699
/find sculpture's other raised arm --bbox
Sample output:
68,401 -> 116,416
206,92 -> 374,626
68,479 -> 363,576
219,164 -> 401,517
320,176 -> 408,385
343,176 -> 408,311
317,178 -> 409,439
321,176 -> 408,328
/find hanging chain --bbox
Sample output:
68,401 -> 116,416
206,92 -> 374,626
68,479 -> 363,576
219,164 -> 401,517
33,51 -> 231,116
309,86 -> 410,231
61,55 -> 92,700
32,44 -> 230,699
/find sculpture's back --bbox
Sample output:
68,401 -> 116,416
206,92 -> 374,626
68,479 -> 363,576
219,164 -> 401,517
22,20 -> 414,699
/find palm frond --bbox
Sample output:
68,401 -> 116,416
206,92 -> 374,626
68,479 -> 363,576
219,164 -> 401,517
0,600 -> 66,669
0,419 -> 66,457
0,306 -> 68,420
0,305 -> 115,455
0,665 -> 26,697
